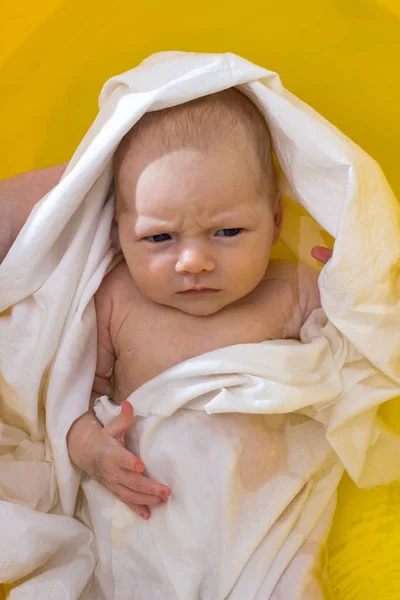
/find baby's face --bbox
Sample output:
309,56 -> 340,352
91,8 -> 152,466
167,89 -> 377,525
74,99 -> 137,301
116,145 -> 281,316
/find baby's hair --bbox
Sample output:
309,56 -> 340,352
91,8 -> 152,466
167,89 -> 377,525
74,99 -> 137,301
114,88 -> 276,214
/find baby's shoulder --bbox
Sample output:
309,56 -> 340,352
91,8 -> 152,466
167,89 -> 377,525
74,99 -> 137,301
97,259 -> 132,296
264,260 -> 321,337
264,259 -> 297,283
266,260 -> 318,295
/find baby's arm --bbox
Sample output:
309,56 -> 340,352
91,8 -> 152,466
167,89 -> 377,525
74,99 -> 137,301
67,279 -> 170,518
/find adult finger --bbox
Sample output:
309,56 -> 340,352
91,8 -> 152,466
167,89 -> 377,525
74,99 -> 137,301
104,400 -> 134,441
119,469 -> 171,498
116,484 -> 167,507
131,505 -> 151,520
109,446 -> 145,474
311,246 -> 333,264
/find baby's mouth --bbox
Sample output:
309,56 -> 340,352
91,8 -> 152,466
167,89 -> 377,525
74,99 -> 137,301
178,287 -> 221,295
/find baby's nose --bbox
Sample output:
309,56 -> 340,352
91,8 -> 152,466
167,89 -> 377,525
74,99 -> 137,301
175,246 -> 216,274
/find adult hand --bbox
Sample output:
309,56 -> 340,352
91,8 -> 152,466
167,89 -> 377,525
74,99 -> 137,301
69,401 -> 171,519
311,246 -> 332,264
0,163 -> 67,263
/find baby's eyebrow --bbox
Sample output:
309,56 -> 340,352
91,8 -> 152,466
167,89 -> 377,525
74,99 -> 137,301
205,208 -> 254,225
134,207 -> 252,236
134,216 -> 175,233
207,210 -> 243,222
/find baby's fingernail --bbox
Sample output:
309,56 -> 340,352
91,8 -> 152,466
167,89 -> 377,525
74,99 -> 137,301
136,461 -> 145,473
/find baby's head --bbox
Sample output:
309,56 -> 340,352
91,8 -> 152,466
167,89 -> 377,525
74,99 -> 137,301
113,88 -> 282,316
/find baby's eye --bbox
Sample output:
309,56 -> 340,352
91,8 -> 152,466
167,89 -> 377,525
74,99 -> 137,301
146,233 -> 172,243
214,228 -> 243,237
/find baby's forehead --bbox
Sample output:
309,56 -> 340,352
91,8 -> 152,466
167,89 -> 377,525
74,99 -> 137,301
114,87 -> 270,174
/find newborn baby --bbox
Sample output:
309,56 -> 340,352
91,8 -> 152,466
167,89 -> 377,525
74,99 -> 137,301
67,88 -> 320,519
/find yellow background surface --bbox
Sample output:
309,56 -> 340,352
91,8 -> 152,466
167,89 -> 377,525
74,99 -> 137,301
1,1 -> 400,598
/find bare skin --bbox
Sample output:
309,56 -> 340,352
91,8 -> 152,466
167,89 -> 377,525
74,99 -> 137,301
0,166 -> 333,267
0,163 -> 67,262
311,245 -> 333,263
100,259 -> 319,400
0,159 -> 332,519
67,134 -> 322,519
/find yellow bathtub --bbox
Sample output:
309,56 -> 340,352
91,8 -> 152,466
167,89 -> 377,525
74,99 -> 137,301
1,0 -> 400,597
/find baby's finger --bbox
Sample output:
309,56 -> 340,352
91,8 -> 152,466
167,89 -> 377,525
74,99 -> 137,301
116,484 -> 166,507
120,470 -> 171,499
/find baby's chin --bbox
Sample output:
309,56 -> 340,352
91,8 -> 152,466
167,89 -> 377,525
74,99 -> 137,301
161,292 -> 244,317
176,303 -> 224,317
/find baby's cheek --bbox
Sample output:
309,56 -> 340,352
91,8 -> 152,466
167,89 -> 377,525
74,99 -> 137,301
146,254 -> 173,283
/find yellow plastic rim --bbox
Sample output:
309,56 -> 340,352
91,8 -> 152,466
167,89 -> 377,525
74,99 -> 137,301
1,1 -> 400,597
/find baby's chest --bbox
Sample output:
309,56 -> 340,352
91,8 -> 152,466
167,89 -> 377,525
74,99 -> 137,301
113,294 -> 289,396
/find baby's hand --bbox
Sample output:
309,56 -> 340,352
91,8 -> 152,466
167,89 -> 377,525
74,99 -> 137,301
84,401 -> 170,519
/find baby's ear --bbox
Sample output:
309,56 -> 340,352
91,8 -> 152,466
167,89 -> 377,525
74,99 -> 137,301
111,218 -> 121,252
273,193 -> 283,244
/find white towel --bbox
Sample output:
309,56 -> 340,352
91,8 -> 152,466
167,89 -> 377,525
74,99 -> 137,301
0,51 -> 399,599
